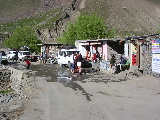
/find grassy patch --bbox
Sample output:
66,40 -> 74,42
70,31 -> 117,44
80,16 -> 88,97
0,89 -> 14,94
0,8 -> 61,32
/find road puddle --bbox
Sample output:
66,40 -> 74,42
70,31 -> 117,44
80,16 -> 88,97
10,63 -> 98,101
31,64 -> 94,101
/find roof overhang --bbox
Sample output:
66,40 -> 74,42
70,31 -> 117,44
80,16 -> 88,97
37,43 -> 63,46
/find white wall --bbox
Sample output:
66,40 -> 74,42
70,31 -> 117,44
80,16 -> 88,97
124,43 -> 129,58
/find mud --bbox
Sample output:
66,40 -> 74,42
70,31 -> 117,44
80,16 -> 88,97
10,62 -> 98,102
29,64 -> 96,101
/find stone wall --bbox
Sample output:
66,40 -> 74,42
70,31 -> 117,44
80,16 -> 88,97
141,36 -> 160,78
8,67 -> 37,95
0,66 -> 38,119
0,69 -> 11,91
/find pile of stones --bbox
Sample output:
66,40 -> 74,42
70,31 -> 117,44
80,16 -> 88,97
0,66 -> 39,120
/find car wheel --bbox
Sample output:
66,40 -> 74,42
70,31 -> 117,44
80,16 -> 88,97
54,58 -> 58,64
60,64 -> 65,67
51,59 -> 55,64
51,58 -> 56,64
8,57 -> 9,61
68,62 -> 71,69
22,58 -> 24,62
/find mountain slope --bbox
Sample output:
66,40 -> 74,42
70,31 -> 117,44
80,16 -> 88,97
0,0 -> 72,23
105,0 -> 160,36
0,0 -> 160,45
79,0 -> 160,37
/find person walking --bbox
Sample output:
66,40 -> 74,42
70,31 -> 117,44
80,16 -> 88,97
25,59 -> 31,70
76,53 -> 83,75
70,62 -> 75,73
110,55 -> 116,74
42,53 -> 46,63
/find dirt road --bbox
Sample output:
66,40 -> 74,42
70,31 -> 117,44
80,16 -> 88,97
10,62 -> 160,120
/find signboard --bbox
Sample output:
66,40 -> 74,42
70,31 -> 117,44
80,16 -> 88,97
152,54 -> 160,73
0,52 -> 2,65
152,38 -> 160,73
152,39 -> 160,53
90,42 -> 101,45
81,42 -> 89,45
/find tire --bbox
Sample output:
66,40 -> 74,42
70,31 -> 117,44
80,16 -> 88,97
22,57 -> 25,62
51,59 -> 55,64
54,58 -> 58,64
18,58 -> 21,61
8,57 -> 11,61
60,64 -> 64,67
2,60 -> 8,65
68,62 -> 71,69
51,58 -> 57,64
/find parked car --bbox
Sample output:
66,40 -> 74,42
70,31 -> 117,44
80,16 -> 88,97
23,55 -> 38,62
0,51 -> 8,65
31,55 -> 39,62
81,58 -> 92,68
57,49 -> 80,67
18,51 -> 32,61
7,50 -> 18,61
57,49 -> 92,68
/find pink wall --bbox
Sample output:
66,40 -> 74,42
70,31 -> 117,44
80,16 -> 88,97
102,41 -> 108,60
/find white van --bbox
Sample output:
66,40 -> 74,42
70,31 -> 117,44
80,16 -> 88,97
7,50 -> 18,61
0,51 -> 8,65
57,49 -> 80,67
18,51 -> 32,61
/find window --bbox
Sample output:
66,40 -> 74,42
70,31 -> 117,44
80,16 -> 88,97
23,52 -> 30,55
0,51 -> 6,56
59,51 -> 63,56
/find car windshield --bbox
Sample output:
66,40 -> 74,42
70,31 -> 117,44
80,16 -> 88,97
23,52 -> 30,55
13,52 -> 18,54
66,51 -> 79,56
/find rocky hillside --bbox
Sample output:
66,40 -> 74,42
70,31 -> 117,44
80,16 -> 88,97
0,0 -> 160,45
0,0 -> 72,23
106,0 -> 160,37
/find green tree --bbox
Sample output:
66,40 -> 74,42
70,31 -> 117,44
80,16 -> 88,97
4,26 -> 42,53
58,14 -> 114,45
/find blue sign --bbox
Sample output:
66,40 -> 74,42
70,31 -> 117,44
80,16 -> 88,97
152,39 -> 160,53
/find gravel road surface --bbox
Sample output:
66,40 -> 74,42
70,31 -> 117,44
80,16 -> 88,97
7,61 -> 160,120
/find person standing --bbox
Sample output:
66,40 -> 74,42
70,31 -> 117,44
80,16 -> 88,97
120,56 -> 126,64
25,59 -> 31,70
76,53 -> 83,75
110,55 -> 116,74
42,53 -> 46,63
70,62 -> 75,73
